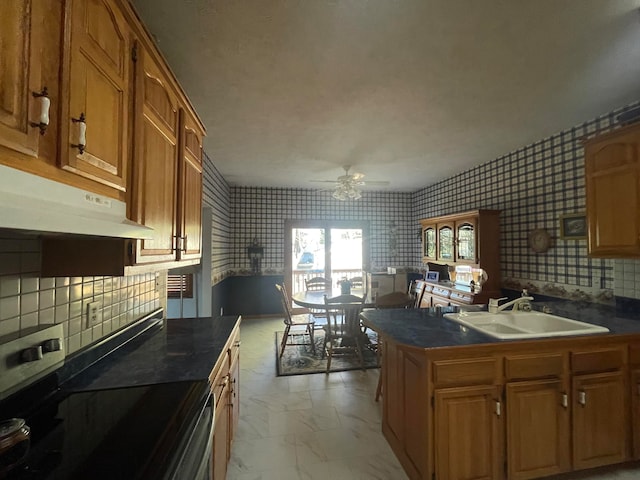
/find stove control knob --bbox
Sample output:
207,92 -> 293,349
21,345 -> 43,362
42,338 -> 62,353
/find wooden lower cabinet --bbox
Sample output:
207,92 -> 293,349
633,369 -> 640,459
379,337 -> 636,480
505,380 -> 570,479
434,385 -> 502,480
211,322 -> 241,479
572,371 -> 627,470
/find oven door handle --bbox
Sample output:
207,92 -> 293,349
193,392 -> 215,479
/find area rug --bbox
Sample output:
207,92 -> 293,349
275,329 -> 379,376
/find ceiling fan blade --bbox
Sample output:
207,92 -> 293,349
309,180 -> 339,184
363,180 -> 390,186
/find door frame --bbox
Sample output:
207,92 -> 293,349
284,219 -> 370,307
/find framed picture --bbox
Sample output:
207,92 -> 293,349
425,271 -> 439,282
559,213 -> 587,240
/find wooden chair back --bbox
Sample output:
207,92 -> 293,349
412,280 -> 427,308
323,294 -> 365,337
275,283 -> 295,326
305,277 -> 332,291
375,291 -> 414,309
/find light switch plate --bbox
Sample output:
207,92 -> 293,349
87,301 -> 102,327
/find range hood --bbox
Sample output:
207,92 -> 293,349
0,165 -> 154,239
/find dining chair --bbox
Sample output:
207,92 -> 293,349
275,284 -> 316,357
411,280 -> 427,308
305,277 -> 332,291
322,294 -> 366,373
371,291 -> 414,401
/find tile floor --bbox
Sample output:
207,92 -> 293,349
227,317 -> 640,480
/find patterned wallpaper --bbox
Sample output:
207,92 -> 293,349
202,152 -> 232,285
228,188 -> 415,275
412,100 -> 640,302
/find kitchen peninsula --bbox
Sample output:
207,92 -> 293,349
361,304 -> 640,480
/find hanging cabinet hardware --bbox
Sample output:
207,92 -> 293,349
495,400 -> 501,417
171,235 -> 179,252
71,113 -> 86,154
30,87 -> 50,135
578,391 -> 586,406
181,235 -> 188,252
561,393 -> 568,408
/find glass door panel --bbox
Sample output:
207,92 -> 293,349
423,226 -> 436,259
456,221 -> 476,262
291,227 -> 325,296
330,228 -> 363,288
438,224 -> 454,261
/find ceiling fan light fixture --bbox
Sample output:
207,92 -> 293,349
332,182 -> 361,201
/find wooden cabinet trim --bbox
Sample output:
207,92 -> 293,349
505,353 -> 566,381
571,347 -> 625,374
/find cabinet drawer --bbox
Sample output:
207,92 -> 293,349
432,286 -> 451,298
450,291 -> 473,304
433,357 -> 497,387
505,353 -> 565,380
571,347 -> 624,374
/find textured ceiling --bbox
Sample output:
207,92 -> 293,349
132,0 -> 640,192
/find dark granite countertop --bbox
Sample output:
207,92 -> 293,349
62,315 -> 241,391
360,300 -> 640,349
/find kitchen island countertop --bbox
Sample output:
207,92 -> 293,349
360,300 -> 640,348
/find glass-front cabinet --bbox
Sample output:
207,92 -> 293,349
437,223 -> 454,262
422,224 -> 436,260
455,218 -> 477,262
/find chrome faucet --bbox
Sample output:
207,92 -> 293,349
488,292 -> 534,313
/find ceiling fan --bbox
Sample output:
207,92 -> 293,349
310,165 -> 390,200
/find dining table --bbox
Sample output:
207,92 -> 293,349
291,288 -> 375,310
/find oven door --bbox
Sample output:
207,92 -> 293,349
168,389 -> 215,480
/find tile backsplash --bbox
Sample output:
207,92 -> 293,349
0,231 -> 164,354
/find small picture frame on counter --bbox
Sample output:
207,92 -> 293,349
559,213 -> 587,240
425,271 -> 439,282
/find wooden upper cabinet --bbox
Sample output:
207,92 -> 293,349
131,40 -> 180,263
585,124 -> 640,257
62,0 -> 132,196
0,1 -> 45,157
178,110 -> 204,261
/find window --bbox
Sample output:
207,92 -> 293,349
167,274 -> 194,298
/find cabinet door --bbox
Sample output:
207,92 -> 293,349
0,1 -> 44,157
455,218 -> 477,262
64,0 -> 131,193
177,110 -> 203,260
434,385 -> 502,480
212,380 -> 230,480
131,42 -> 179,263
572,371 -> 628,469
506,379 -> 570,480
229,351 -> 240,446
437,222 -> 455,262
422,224 -> 436,260
585,127 -> 640,257
633,369 -> 640,459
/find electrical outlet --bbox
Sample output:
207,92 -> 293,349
87,301 -> 102,327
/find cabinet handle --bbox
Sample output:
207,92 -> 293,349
220,375 -> 229,388
561,393 -> 568,408
71,113 -> 86,154
495,400 -> 501,417
578,391 -> 586,406
235,340 -> 241,347
171,235 -> 179,252
181,235 -> 188,252
30,87 -> 50,135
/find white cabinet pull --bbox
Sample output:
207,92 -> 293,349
71,113 -> 86,154
561,393 -> 568,408
182,235 -> 188,252
495,400 -> 501,417
30,87 -> 50,135
578,391 -> 586,406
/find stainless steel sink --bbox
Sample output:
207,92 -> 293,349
443,311 -> 609,339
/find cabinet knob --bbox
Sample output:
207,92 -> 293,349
561,393 -> 568,408
495,400 -> 501,417
30,87 -> 50,135
578,391 -> 586,406
71,113 -> 87,154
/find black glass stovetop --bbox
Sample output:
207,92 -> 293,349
3,376 -> 209,480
